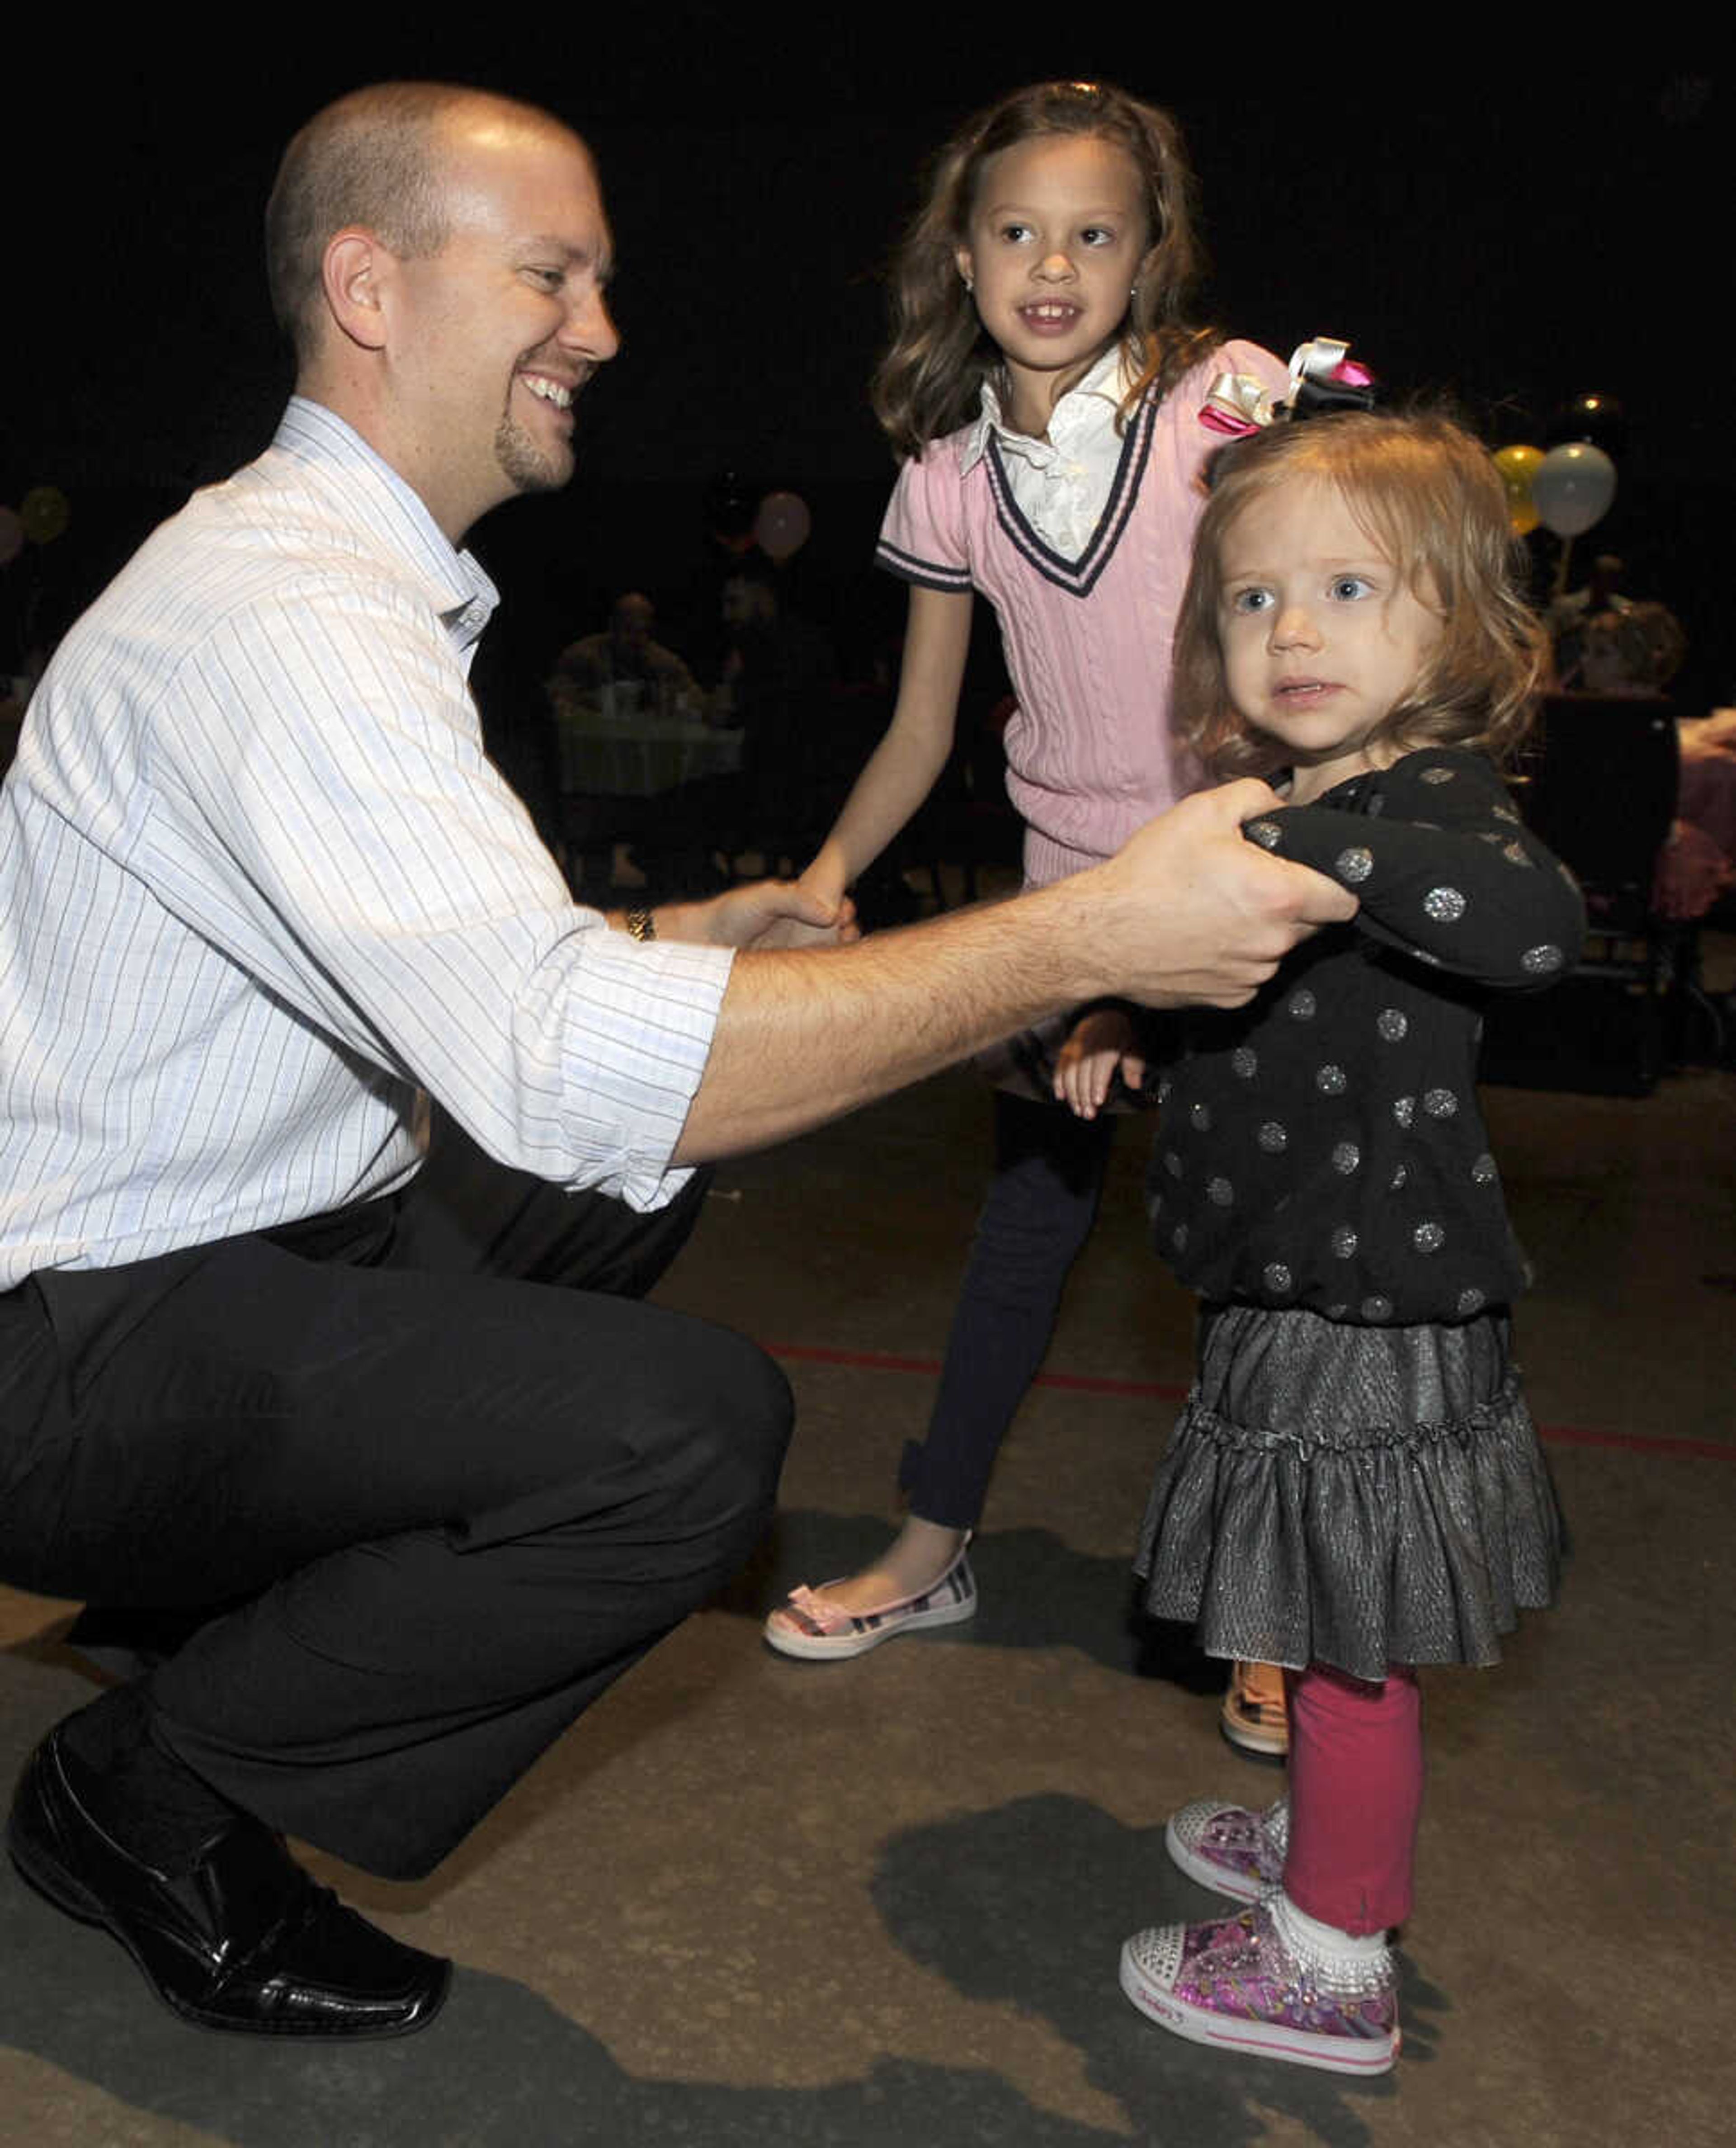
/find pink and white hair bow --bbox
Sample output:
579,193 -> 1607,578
1201,337 -> 1375,438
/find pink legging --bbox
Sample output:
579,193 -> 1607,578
1282,1663 -> 1422,1936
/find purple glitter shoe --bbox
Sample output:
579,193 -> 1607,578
1119,1898 -> 1398,2076
1165,1794 -> 1288,1904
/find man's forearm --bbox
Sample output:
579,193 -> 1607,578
673,780 -> 1360,1164
673,874 -> 1107,1162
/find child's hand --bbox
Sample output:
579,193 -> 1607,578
1053,1007 -> 1144,1119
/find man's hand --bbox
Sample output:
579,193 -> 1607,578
655,880 -> 860,952
1085,780 -> 1356,1009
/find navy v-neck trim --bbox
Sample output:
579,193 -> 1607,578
982,392 -> 1156,599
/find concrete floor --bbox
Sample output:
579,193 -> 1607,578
2,974 -> 1732,2145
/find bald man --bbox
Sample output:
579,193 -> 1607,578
0,84 -> 1352,2038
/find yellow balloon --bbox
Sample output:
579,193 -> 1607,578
20,486 -> 70,546
1492,445 -> 1543,537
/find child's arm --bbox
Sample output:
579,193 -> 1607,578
1244,749 -> 1585,987
1053,1004 -> 1146,1120
800,585 -> 974,914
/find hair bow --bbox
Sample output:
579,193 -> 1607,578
1200,338 -> 1376,439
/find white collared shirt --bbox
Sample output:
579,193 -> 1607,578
958,346 -> 1135,563
0,399 -> 732,1284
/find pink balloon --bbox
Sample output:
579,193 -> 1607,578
0,506 -> 22,568
754,490 -> 811,564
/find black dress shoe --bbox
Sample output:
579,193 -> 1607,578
8,1727 -> 450,2037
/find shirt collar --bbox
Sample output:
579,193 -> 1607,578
958,344 -> 1134,476
273,397 -> 501,653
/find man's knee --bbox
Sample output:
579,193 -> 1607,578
655,1320 -> 793,1536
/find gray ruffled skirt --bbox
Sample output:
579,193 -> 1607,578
1135,1303 -> 1564,1681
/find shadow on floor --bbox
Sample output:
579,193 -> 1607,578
2,1784 -> 1433,2148
874,1792 -> 1444,2148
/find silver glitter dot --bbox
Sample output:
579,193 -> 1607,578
1246,819 -> 1283,851
1335,846 -> 1374,884
1257,1120 -> 1288,1152
1207,1177 -> 1234,1207
1471,1153 -> 1498,1185
1420,766 -> 1456,786
1415,949 -> 1443,967
1287,988 -> 1317,1021
1423,1087 -> 1458,1118
1262,1262 -> 1293,1294
1492,802 -> 1519,823
1456,1287 -> 1486,1316
1367,795 -> 1386,816
1189,1102 -> 1212,1131
1477,829 -> 1506,845
1163,1151 -> 1183,1178
1522,944 -> 1566,975
1231,1047 -> 1258,1080
1172,1224 -> 1188,1251
1503,841 -> 1533,868
1522,1256 -> 1536,1288
1391,1164 -> 1409,1189
1157,1075 -> 1173,1104
1316,1063 -> 1347,1095
1331,1141 -> 1361,1174
1413,1221 -> 1445,1253
1376,1008 -> 1408,1042
1361,1295 -> 1393,1321
1393,1095 -> 1415,1128
1425,885 -> 1467,922
1331,1225 -> 1359,1259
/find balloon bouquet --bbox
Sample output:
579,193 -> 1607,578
1494,393 -> 1621,596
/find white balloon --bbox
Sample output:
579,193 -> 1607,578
754,491 -> 811,563
1532,444 -> 1617,538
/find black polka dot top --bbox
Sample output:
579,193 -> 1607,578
1147,748 -> 1586,1323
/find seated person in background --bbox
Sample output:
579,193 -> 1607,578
1659,709 -> 1736,921
549,590 -> 699,715
1548,555 -> 1686,699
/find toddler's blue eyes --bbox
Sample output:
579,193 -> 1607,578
1330,576 -> 1373,600
1231,590 -> 1272,614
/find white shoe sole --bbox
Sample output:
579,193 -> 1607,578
1119,1940 -> 1398,2076
762,1584 -> 976,1662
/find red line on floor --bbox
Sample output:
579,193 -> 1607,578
762,1341 -> 1733,1462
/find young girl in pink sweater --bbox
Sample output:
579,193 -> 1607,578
764,80 -> 1286,1671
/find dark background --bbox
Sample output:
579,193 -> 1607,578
5,24 -> 1726,716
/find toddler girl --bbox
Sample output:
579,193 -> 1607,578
1095,409 -> 1580,2075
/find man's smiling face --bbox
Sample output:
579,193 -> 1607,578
385,110 -> 619,541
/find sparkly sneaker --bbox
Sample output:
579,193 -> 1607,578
1120,1897 -> 1398,2076
1165,1794 -> 1288,1904
1221,1660 -> 1290,1758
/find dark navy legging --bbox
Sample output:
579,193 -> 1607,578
898,1090 -> 1117,1529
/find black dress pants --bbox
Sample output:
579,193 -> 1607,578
0,1120 -> 792,1879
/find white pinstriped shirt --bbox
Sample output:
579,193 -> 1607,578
0,399 -> 732,1287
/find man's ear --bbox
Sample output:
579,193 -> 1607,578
320,229 -> 392,352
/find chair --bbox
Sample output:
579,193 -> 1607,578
1486,695 -> 1683,1094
